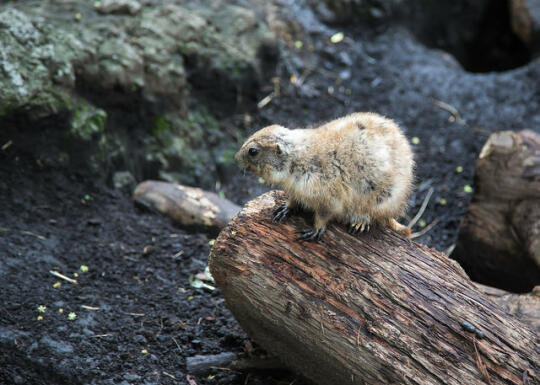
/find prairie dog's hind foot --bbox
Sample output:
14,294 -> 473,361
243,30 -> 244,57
348,215 -> 371,234
388,218 -> 411,238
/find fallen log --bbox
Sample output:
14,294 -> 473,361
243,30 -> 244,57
186,352 -> 283,375
209,191 -> 539,385
453,130 -> 540,292
133,181 -> 240,233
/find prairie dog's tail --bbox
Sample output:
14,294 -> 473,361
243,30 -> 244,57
389,218 -> 411,238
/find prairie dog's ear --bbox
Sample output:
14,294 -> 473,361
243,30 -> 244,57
275,143 -> 282,155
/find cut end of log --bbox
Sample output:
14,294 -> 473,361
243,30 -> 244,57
454,130 -> 540,292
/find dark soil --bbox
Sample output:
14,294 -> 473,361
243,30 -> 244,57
1,3 -> 539,385
0,132 -> 299,385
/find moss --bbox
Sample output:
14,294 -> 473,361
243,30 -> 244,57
143,106 -> 237,186
152,115 -> 172,136
69,102 -> 107,141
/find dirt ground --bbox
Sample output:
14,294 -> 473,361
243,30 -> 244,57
1,5 -> 539,385
0,130 -> 300,385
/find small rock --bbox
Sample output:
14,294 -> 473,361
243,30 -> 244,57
96,0 -> 141,15
133,334 -> 147,344
123,373 -> 141,381
39,336 -> 74,354
87,217 -> 102,226
113,171 -> 136,193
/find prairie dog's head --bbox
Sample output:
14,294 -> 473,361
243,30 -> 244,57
234,124 -> 291,183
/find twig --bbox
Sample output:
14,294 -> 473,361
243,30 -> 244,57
411,219 -> 439,239
172,337 -> 182,353
90,334 -> 111,338
2,140 -> 13,151
0,227 -> 47,241
163,372 -> 177,380
295,68 -> 313,87
257,92 -> 275,109
408,187 -> 434,228
20,230 -> 47,240
433,99 -> 466,125
81,305 -> 100,310
49,270 -> 78,285
444,244 -> 456,255
473,337 -> 492,385
172,250 -> 184,259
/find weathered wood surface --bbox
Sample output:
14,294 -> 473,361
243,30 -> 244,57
209,191 -> 539,385
474,283 -> 540,332
453,130 -> 540,292
133,181 -> 240,231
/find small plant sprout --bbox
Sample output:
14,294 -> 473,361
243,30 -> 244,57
257,177 -> 265,184
53,282 -> 62,288
83,194 -> 91,201
68,312 -> 77,320
141,349 -> 148,354
418,219 -> 427,228
37,315 -> 43,321
456,166 -> 463,173
208,239 -> 215,247
463,185 -> 473,193
439,198 -> 447,206
59,308 -> 64,314
189,274 -> 216,291
37,305 -> 47,313
411,137 -> 420,145
80,265 -> 89,273
294,40 -> 303,49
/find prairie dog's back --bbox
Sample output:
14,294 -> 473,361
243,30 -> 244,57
293,112 -> 413,219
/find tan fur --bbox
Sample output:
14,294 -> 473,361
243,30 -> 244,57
234,112 -> 414,239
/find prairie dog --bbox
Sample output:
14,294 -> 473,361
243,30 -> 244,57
234,112 -> 414,241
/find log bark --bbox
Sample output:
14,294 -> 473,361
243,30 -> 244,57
453,130 -> 540,292
209,191 -> 539,385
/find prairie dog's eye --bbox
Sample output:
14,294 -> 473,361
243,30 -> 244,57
248,148 -> 259,156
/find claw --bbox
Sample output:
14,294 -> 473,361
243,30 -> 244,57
349,216 -> 371,235
273,203 -> 291,222
296,228 -> 325,242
